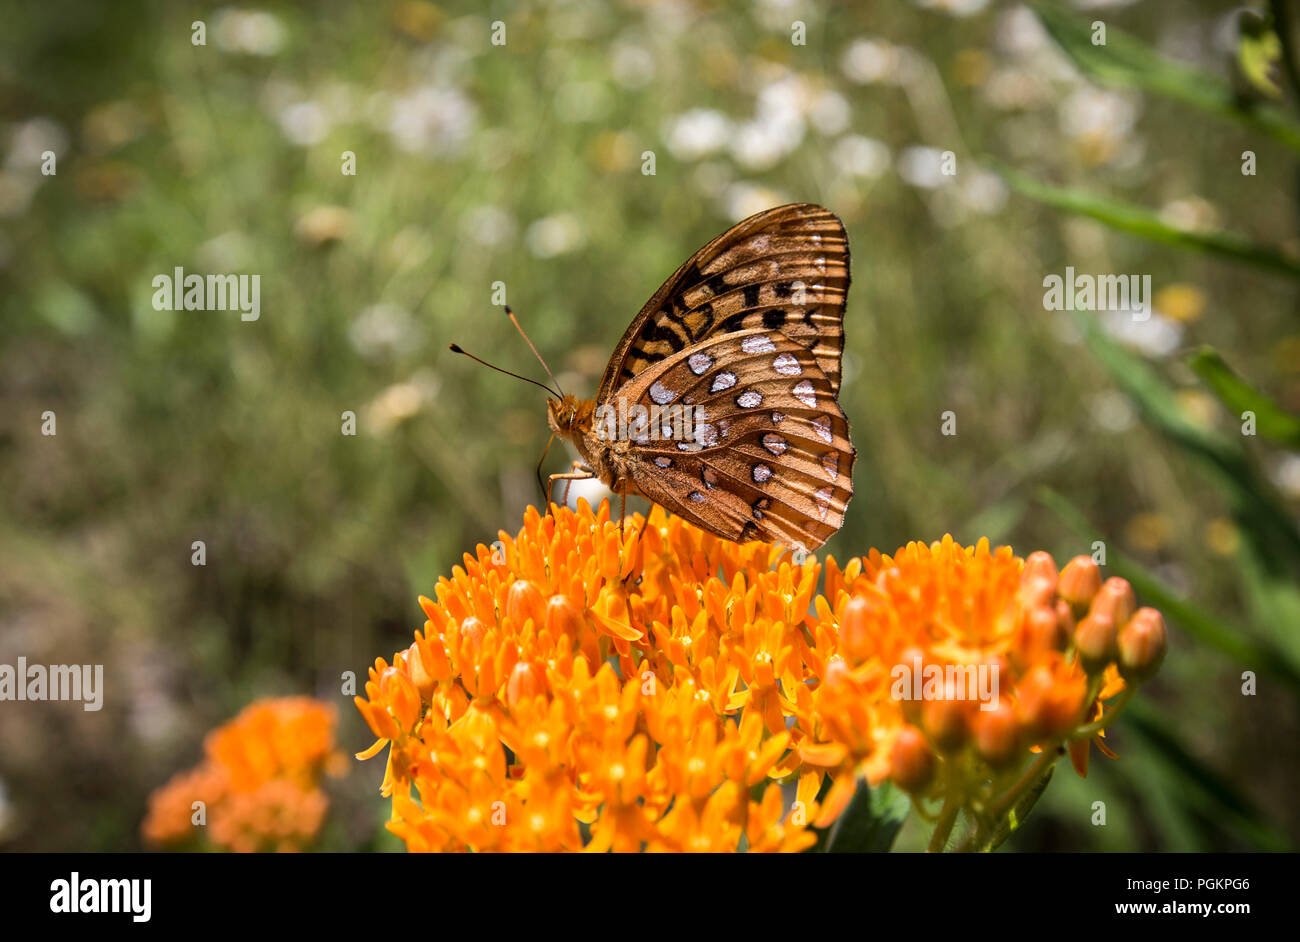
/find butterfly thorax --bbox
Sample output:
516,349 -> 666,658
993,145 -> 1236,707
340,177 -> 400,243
547,394 -> 639,493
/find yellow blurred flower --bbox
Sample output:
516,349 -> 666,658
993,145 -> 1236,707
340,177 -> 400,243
1205,517 -> 1241,556
1125,512 -> 1173,553
1153,283 -> 1206,323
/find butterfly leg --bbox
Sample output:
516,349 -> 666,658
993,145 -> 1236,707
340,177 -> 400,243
546,462 -> 594,510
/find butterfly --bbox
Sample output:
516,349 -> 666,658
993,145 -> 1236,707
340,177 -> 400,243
454,203 -> 853,551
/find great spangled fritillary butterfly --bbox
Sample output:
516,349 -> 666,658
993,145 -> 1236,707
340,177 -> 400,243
540,202 -> 854,551
452,203 -> 854,550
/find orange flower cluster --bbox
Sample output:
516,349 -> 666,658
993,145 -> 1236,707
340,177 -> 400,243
356,502 -> 1166,852
143,697 -> 342,852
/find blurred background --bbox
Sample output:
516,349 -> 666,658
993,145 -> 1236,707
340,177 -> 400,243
1,0 -> 1298,851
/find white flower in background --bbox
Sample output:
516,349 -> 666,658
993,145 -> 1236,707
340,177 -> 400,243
831,134 -> 891,178
213,8 -> 286,56
562,474 -> 612,511
1101,309 -> 1184,357
610,39 -> 656,88
961,169 -> 1009,214
388,85 -> 477,157
983,67 -> 1053,110
840,38 -> 904,85
809,89 -> 851,136
996,5 -> 1051,56
897,145 -> 953,188
913,0 -> 990,16
526,213 -> 585,258
1273,454 -> 1300,499
366,372 -> 440,435
462,205 -> 516,247
4,117 -> 67,171
665,109 -> 731,160
724,182 -> 789,222
1089,389 -> 1137,432
0,116 -> 59,217
754,0 -> 802,31
1159,196 -> 1221,234
196,231 -> 253,271
732,74 -> 810,170
1059,87 -> 1140,140
731,119 -> 796,171
350,304 -> 420,359
277,100 -> 330,146
995,6 -> 1078,82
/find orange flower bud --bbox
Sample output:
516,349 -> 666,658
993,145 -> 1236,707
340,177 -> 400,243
890,725 -> 935,792
840,595 -> 874,664
1117,607 -> 1167,682
379,665 -> 421,733
506,661 -> 543,707
823,656 -> 850,689
1022,552 -> 1058,606
506,579 -> 545,627
1024,550 -> 1058,583
1053,598 -> 1076,641
921,686 -> 970,753
405,642 -> 435,700
1015,604 -> 1067,667
1016,664 -> 1085,741
1089,577 -> 1136,627
1073,613 -> 1117,674
1058,556 -> 1102,616
973,700 -> 1021,768
894,646 -> 926,723
460,616 -> 487,658
544,594 -> 587,640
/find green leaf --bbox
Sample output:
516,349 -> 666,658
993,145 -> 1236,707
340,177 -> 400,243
1075,316 -> 1300,573
824,779 -> 911,853
1030,1 -> 1300,154
1187,346 -> 1300,450
1237,24 -> 1283,99
994,163 -> 1300,280
1038,486 -> 1300,695
1125,699 -> 1291,851
980,764 -> 1054,853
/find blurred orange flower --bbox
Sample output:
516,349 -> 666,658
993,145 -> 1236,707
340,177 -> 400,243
143,696 -> 343,852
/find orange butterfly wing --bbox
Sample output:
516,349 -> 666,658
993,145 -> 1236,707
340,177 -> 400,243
612,328 -> 854,550
597,203 -> 850,404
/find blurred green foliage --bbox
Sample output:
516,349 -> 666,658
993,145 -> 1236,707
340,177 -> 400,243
0,0 -> 1297,851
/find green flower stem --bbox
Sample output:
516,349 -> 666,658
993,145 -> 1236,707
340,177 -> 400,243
927,797 -> 960,853
1073,686 -> 1136,739
987,745 -> 1061,821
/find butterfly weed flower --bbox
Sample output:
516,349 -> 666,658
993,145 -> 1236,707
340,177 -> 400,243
143,697 -> 343,853
357,502 -> 1166,852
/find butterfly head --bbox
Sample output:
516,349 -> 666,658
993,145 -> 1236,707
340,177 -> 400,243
547,394 -> 594,440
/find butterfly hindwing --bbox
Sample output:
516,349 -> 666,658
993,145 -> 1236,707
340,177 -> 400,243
598,203 -> 849,402
611,328 -> 854,550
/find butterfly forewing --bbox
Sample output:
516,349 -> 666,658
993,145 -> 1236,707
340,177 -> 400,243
598,203 -> 850,401
614,328 -> 854,550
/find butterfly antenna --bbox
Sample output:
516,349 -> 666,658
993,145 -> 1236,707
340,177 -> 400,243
506,306 -> 565,398
448,344 -> 561,398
